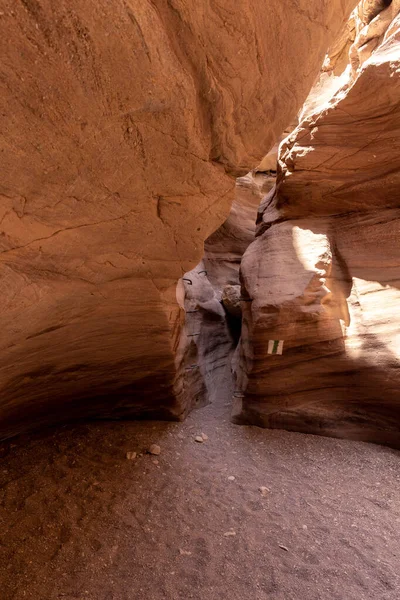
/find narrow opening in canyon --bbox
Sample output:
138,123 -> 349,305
178,167 -> 277,418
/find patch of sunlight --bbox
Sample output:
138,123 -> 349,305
291,225 -> 330,273
344,277 -> 400,360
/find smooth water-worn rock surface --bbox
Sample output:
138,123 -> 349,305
234,3 -> 400,447
0,0 -> 357,437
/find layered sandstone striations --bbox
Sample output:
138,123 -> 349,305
234,2 -> 400,447
0,1 -> 358,437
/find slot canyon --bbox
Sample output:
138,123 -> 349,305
0,1 -> 399,598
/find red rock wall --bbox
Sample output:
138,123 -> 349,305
0,0 -> 356,437
234,7 -> 400,447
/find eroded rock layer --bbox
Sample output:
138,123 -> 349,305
0,1 -> 357,437
234,4 -> 400,447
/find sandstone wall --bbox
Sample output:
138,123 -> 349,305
0,0 -> 356,437
234,5 -> 400,447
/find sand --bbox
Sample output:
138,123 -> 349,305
0,372 -> 399,599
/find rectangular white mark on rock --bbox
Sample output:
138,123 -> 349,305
268,340 -> 284,355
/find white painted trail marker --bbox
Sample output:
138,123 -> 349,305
268,340 -> 284,355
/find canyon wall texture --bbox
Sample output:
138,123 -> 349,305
234,2 -> 400,447
177,171 -> 272,410
0,1 -> 357,438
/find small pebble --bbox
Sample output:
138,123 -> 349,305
279,545 -> 289,552
179,549 -> 192,556
152,459 -> 159,465
224,530 -> 236,537
201,433 -> 208,441
195,436 -> 204,443
259,486 -> 270,496
228,475 -> 235,481
126,451 -> 137,460
148,444 -> 161,456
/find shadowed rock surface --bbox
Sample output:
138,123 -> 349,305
0,0 -> 358,438
176,172 -> 271,412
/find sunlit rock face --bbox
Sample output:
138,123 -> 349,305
234,3 -> 400,447
0,1 -> 357,438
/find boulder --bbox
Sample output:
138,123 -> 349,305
222,285 -> 242,319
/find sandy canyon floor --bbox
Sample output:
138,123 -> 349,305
0,368 -> 399,600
